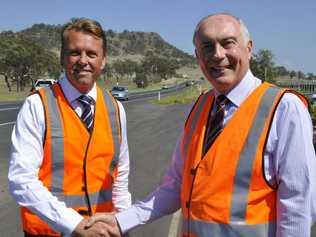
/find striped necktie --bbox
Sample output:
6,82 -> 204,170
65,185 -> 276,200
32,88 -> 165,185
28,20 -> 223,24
203,94 -> 229,155
77,95 -> 94,132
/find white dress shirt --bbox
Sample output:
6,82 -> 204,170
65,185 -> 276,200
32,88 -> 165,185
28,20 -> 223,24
116,70 -> 316,237
8,76 -> 131,236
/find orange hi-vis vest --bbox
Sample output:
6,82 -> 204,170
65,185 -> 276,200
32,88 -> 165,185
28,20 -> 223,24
180,83 -> 308,237
21,83 -> 122,236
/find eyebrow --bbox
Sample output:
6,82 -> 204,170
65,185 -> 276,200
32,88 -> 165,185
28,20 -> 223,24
201,36 -> 237,45
221,36 -> 238,42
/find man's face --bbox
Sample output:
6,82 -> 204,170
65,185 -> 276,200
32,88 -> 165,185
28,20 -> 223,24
61,30 -> 106,93
195,15 -> 252,94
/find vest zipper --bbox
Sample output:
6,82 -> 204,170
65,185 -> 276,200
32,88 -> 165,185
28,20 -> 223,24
82,104 -> 96,216
83,132 -> 93,216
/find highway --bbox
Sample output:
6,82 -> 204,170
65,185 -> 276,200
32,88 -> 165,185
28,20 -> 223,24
0,102 -> 20,126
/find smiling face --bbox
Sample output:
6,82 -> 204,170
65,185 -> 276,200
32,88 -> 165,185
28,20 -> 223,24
61,30 -> 106,93
194,14 -> 252,94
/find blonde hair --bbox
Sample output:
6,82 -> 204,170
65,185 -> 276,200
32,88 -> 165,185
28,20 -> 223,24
61,18 -> 107,56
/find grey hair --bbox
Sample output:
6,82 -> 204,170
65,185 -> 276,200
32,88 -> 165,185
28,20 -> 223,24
193,13 -> 251,46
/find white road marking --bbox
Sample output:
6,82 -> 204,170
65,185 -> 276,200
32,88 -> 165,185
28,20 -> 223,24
0,107 -> 19,111
168,210 -> 181,237
0,121 -> 15,127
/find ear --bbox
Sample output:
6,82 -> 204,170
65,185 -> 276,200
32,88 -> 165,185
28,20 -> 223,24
246,40 -> 253,60
195,49 -> 200,60
60,51 -> 64,67
101,56 -> 106,70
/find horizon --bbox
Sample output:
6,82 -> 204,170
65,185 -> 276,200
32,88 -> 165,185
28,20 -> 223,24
1,0 -> 315,74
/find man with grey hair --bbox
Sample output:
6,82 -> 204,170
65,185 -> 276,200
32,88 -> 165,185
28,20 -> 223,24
86,13 -> 316,237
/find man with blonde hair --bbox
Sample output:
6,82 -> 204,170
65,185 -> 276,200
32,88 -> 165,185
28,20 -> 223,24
9,18 -> 131,237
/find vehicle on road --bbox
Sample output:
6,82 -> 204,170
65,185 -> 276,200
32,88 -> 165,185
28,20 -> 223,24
31,79 -> 56,91
185,80 -> 195,86
110,86 -> 129,101
161,84 -> 169,90
311,94 -> 316,105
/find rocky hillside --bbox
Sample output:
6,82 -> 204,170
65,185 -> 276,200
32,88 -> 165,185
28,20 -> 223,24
1,23 -> 196,66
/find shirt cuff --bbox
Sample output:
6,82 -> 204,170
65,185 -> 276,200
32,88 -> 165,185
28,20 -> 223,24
115,206 -> 141,233
57,208 -> 84,236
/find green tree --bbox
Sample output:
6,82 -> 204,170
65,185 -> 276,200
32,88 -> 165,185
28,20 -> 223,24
0,35 -> 60,92
122,59 -> 139,81
307,73 -> 314,80
297,71 -> 305,80
274,66 -> 288,77
250,49 -> 275,82
134,71 -> 148,88
289,70 -> 297,79
141,55 -> 180,82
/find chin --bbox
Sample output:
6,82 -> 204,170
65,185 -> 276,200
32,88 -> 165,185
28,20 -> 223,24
75,75 -> 94,84
207,76 -> 234,92
68,76 -> 93,91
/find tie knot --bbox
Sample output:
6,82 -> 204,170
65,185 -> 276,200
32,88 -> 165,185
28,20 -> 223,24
77,95 -> 94,106
216,95 -> 228,107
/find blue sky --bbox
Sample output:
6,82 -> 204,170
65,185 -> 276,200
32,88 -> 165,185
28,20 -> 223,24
1,0 -> 315,74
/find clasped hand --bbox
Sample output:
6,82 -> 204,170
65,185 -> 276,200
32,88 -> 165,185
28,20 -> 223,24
72,212 -> 121,237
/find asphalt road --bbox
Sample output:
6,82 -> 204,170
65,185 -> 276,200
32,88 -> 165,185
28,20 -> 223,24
0,102 -> 22,236
1,99 -> 316,236
0,99 -> 189,237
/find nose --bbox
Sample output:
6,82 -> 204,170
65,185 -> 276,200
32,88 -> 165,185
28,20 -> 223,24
212,44 -> 225,61
78,52 -> 88,65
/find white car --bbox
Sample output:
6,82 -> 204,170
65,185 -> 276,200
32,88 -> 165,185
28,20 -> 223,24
110,86 -> 129,101
311,94 -> 316,105
32,79 -> 56,91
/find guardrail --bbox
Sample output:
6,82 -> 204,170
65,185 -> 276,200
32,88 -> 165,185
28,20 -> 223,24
127,82 -> 197,100
277,81 -> 316,93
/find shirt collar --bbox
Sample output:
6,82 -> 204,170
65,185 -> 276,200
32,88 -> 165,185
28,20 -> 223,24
59,74 -> 97,103
214,70 -> 262,107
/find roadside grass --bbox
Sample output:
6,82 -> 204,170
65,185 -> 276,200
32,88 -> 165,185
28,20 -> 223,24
0,76 -> 30,101
154,88 -> 200,105
153,81 -> 210,105
310,104 -> 316,121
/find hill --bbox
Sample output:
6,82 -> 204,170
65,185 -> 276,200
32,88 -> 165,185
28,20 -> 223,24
1,23 -> 196,66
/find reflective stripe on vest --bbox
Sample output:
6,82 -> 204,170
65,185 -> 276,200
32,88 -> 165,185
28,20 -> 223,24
44,86 -> 64,195
102,90 -> 120,175
230,86 -> 279,222
181,217 -> 276,237
43,86 -> 119,207
182,92 -> 211,159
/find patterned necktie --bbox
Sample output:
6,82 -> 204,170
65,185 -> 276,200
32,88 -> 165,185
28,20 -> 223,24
77,95 -> 94,132
203,94 -> 228,155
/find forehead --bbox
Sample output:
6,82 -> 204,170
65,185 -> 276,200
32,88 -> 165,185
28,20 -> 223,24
65,30 -> 103,47
195,15 -> 241,43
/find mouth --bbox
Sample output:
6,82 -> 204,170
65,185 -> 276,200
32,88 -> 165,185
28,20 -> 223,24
208,64 -> 233,74
73,69 -> 91,76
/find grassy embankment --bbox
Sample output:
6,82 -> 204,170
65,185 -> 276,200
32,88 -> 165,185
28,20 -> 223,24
0,76 -> 29,101
153,80 -> 210,105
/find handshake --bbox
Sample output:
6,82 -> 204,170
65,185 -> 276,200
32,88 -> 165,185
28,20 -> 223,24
72,212 -> 123,237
